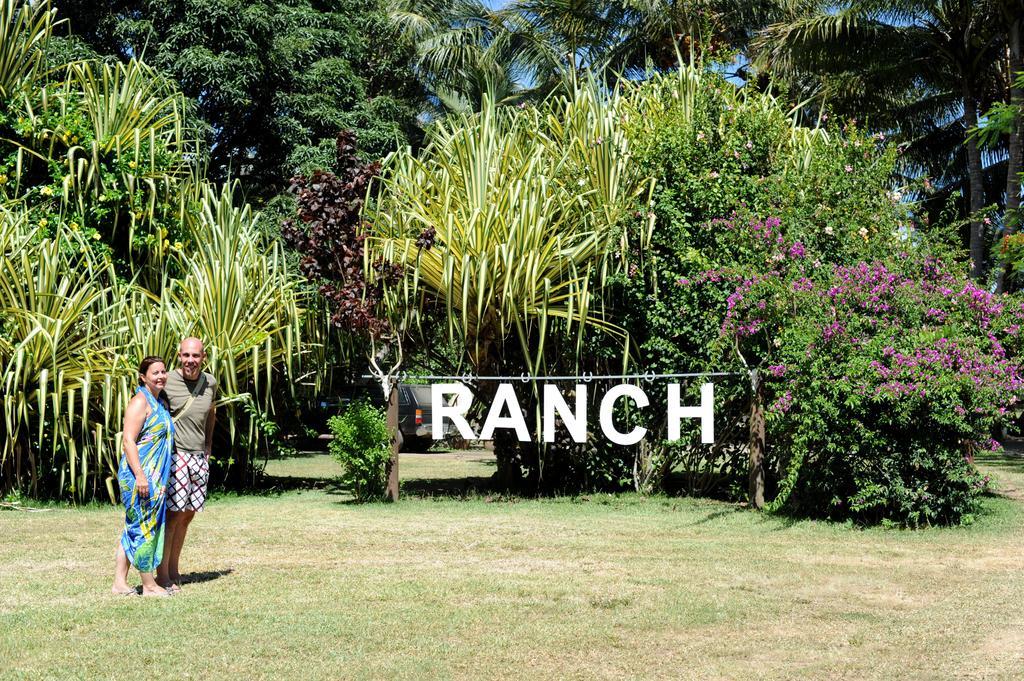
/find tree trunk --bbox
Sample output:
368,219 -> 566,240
748,369 -> 765,510
997,14 -> 1022,293
471,341 -> 528,492
965,88 -> 987,280
1006,17 -> 1023,234
472,378 -> 526,490
386,382 -> 400,501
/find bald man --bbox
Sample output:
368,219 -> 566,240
158,337 -> 217,593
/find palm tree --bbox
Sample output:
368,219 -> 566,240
390,0 -> 790,116
387,0 -> 535,114
499,0 -> 792,85
367,86 -> 648,377
998,1 -> 1022,238
752,0 -> 1007,280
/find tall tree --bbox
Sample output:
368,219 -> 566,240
386,0 -> 539,115
505,0 -> 788,79
54,0 -> 426,196
753,0 -> 1007,280
388,0 -> 789,115
999,1 -> 1023,237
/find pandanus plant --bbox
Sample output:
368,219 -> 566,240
0,207 -> 138,500
0,1 -> 316,500
14,57 -> 196,286
0,181 -> 310,501
0,0 -> 52,100
366,82 -> 653,381
168,182 -> 307,443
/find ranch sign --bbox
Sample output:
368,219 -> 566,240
430,382 -> 716,445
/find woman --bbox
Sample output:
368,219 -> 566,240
111,356 -> 175,597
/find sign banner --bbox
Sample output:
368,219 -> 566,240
431,382 -> 715,444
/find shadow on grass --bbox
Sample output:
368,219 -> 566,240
975,451 -> 1024,475
181,568 -> 234,585
685,507 -> 746,525
253,472 -> 502,502
244,474 -> 348,497
263,448 -> 327,460
399,476 -> 497,499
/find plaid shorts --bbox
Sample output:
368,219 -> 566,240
168,450 -> 210,512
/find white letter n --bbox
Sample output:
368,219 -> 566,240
543,384 -> 587,443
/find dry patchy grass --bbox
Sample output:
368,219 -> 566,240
1,452 -> 1023,680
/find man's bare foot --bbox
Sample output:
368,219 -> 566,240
141,587 -> 170,597
158,574 -> 183,593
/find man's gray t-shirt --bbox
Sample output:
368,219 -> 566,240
165,369 -> 217,452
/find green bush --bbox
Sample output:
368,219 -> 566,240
328,401 -> 392,501
584,66 -> 1014,526
584,67 -> 909,497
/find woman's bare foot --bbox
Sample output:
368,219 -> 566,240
141,586 -> 170,597
111,584 -> 137,596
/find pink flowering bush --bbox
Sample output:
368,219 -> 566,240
713,225 -> 1021,526
608,71 -> 918,498
603,68 -> 1013,522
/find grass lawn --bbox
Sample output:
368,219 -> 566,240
2,450 -> 1024,680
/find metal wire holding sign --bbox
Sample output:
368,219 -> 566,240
361,371 -> 743,383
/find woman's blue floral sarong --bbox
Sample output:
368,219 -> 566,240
118,387 -> 174,571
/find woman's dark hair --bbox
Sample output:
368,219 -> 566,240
137,356 -> 166,386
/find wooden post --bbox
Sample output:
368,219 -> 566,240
748,368 -> 765,509
386,381 -> 400,502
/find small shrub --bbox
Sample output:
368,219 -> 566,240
328,401 -> 392,501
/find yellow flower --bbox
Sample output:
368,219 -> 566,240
162,238 -> 170,249
133,210 -> 143,220
92,232 -> 101,240
69,221 -> 80,231
40,186 -> 53,196
172,241 -> 183,251
38,218 -> 48,227
70,135 -> 79,144
0,174 -> 7,185
128,160 -> 137,170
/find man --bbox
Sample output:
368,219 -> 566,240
158,337 -> 217,593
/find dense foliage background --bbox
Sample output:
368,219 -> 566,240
0,2 -> 314,500
52,0 -> 425,194
3,1 -> 1023,526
